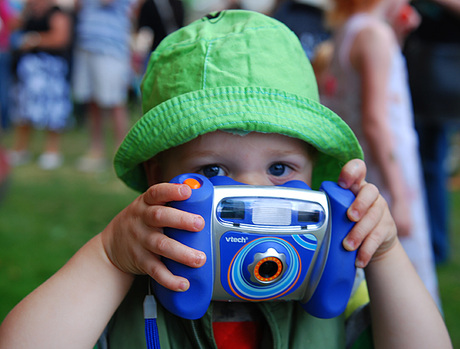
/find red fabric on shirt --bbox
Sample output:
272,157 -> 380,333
213,321 -> 262,349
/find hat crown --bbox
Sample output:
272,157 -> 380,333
141,10 -> 319,114
115,9 -> 363,193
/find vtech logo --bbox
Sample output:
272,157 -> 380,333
224,235 -> 249,244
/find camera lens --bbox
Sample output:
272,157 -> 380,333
254,256 -> 283,283
246,247 -> 287,286
258,260 -> 281,279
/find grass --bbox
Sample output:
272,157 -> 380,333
437,184 -> 460,348
0,124 -> 459,347
0,124 -> 139,319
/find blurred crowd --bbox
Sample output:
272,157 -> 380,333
0,0 -> 285,171
0,0 -> 459,308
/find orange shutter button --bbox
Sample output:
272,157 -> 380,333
183,178 -> 201,189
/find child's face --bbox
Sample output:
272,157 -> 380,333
145,131 -> 314,186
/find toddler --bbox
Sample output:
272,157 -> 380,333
0,10 -> 451,349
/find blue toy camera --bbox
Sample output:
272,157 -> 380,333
152,174 -> 358,320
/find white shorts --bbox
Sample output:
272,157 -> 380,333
72,48 -> 130,107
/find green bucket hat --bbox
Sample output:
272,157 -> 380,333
114,10 -> 363,192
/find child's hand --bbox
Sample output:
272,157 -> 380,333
338,159 -> 398,268
101,183 -> 206,292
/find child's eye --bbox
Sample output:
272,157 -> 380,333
200,165 -> 225,178
268,163 -> 290,177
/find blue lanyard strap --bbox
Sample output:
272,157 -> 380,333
144,294 -> 161,349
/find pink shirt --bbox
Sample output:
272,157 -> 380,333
0,0 -> 15,51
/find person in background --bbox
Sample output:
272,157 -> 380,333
72,0 -> 137,173
7,0 -> 73,170
273,0 -> 330,60
131,0 -> 185,96
136,0 -> 184,53
404,0 -> 460,265
324,0 -> 441,307
0,0 -> 19,130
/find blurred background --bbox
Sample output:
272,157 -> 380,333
1,0 -> 459,347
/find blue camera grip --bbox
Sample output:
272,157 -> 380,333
152,174 -> 214,320
302,181 -> 357,318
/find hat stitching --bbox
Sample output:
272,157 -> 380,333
203,25 -> 293,90
164,106 -> 348,149
150,24 -> 288,91
148,23 -> 284,68
168,117 -> 350,155
142,87 -> 331,125
122,88 -> 354,162
205,24 -> 286,44
126,106 -> 353,164
119,118 -> 352,176
202,41 -> 213,89
119,103 -> 353,159
141,92 -> 348,142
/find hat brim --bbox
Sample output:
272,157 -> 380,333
114,85 -> 363,192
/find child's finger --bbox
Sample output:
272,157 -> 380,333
143,231 -> 206,269
338,159 -> 367,193
355,211 -> 397,268
343,196 -> 385,251
354,225 -> 387,268
143,205 -> 205,232
346,182 -> 379,222
142,253 -> 192,292
143,182 -> 192,206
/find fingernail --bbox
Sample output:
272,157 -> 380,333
348,209 -> 359,221
356,259 -> 365,269
193,253 -> 206,268
178,281 -> 189,292
338,180 -> 347,188
194,252 -> 206,267
180,185 -> 191,196
343,238 -> 355,251
193,216 -> 204,230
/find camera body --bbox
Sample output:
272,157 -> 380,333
152,174 -> 357,320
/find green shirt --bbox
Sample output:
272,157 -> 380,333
103,276 -> 373,349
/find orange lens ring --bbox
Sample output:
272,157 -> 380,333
254,257 -> 283,282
